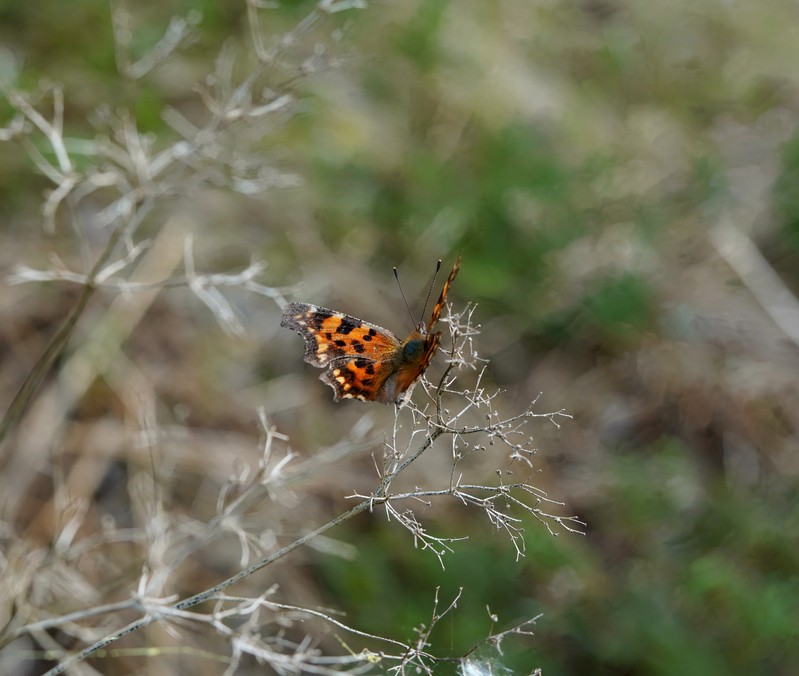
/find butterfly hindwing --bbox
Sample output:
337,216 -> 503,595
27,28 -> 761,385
320,354 -> 392,402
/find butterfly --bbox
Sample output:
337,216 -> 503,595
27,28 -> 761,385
281,256 -> 461,404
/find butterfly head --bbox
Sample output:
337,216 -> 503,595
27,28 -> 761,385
403,335 -> 426,361
401,330 -> 440,363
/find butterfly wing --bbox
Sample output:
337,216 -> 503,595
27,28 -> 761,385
320,353 -> 401,403
281,303 -> 403,402
426,255 -> 461,332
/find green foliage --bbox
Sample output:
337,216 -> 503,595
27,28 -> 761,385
520,441 -> 799,674
395,0 -> 449,73
583,273 -> 653,341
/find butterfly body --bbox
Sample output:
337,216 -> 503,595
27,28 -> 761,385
281,257 -> 460,404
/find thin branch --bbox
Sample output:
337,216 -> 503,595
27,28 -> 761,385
0,223 -> 125,451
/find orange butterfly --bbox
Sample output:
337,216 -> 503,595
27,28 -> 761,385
281,257 -> 461,403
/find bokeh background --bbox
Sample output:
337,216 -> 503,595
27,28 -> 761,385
2,0 -> 799,673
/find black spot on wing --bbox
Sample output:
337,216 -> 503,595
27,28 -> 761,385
337,317 -> 360,335
309,309 -> 334,327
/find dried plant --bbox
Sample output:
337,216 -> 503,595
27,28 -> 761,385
0,2 -> 581,674
2,295 -> 580,674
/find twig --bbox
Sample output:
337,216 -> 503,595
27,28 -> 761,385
0,223 -> 125,451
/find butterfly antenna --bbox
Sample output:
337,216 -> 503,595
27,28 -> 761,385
394,266 -> 418,330
418,259 -> 442,327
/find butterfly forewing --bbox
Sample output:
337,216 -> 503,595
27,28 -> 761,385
281,303 -> 400,367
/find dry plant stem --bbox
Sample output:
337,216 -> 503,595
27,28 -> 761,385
218,594 -> 409,652
0,223 -> 125,450
42,398 -> 460,675
8,601 -> 139,640
44,492 -> 407,674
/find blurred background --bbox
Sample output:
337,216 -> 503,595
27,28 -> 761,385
1,0 -> 799,673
